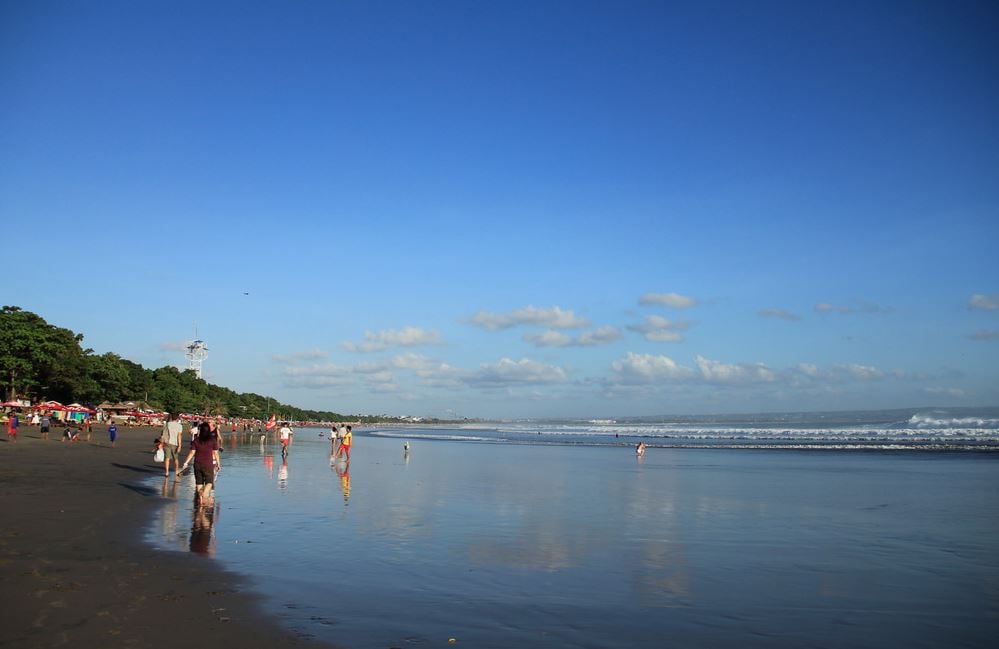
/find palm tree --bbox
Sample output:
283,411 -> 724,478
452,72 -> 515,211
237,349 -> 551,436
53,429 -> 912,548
202,398 -> 227,417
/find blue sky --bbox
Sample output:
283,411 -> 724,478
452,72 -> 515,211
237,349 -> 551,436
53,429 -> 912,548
3,1 -> 998,418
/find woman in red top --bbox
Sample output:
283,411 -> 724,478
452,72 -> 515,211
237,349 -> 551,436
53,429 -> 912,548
181,423 -> 221,507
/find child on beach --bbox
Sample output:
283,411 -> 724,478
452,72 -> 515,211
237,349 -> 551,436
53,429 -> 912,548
108,422 -> 118,447
7,413 -> 18,442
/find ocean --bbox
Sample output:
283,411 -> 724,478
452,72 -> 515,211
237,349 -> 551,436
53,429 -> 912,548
146,408 -> 999,648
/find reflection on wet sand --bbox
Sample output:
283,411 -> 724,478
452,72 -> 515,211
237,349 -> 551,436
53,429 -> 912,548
278,456 -> 289,488
633,541 -> 690,605
333,458 -> 350,504
190,502 -> 218,556
156,477 -> 183,550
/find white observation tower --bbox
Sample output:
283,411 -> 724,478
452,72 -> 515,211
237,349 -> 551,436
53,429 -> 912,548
185,339 -> 209,379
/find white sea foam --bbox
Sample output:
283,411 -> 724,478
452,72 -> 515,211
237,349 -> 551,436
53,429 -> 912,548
908,413 -> 999,429
368,409 -> 999,448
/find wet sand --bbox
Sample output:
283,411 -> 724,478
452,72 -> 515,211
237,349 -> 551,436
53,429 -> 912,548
0,425 -> 335,649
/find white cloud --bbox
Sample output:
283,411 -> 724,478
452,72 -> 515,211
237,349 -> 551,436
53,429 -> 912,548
362,370 -> 395,384
392,352 -> 436,371
342,326 -> 442,353
610,352 -> 695,384
271,349 -> 329,364
466,358 -> 569,387
523,326 -> 622,348
392,353 -> 465,388
815,301 -> 890,315
833,363 -> 885,381
759,308 -> 800,321
639,292 -> 697,308
969,294 -> 999,311
470,305 -> 589,330
159,341 -> 189,352
789,362 -> 893,384
352,362 -> 389,375
523,330 -> 574,347
795,363 -> 821,378
282,362 -> 344,377
578,326 -> 622,346
281,362 -> 351,389
610,354 -> 894,390
627,315 -> 687,342
695,355 -> 776,384
969,329 -> 999,341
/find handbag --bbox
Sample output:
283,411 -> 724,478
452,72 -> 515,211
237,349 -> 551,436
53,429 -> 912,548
154,447 -> 165,462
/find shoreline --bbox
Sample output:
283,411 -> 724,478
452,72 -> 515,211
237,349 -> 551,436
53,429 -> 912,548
0,426 -> 336,649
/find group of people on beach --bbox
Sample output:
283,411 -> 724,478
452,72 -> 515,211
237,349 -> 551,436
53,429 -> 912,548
328,423 -> 353,459
153,413 -> 223,507
5,411 -> 99,443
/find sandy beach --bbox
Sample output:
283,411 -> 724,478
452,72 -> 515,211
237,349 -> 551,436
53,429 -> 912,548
0,425 -> 335,649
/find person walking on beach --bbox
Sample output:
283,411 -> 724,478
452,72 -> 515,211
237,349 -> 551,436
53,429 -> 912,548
161,413 -> 184,479
7,413 -> 18,442
336,425 -> 352,460
330,424 -> 341,454
181,422 -> 222,507
84,416 -> 92,442
108,421 -> 118,447
40,413 -> 50,440
279,422 -> 293,456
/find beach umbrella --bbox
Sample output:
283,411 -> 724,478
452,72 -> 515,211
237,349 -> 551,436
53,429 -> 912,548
1,400 -> 24,408
66,405 -> 96,414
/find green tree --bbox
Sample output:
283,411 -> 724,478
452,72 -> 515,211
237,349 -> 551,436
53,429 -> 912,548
0,306 -> 87,402
1,306 -> 350,421
81,353 -> 131,403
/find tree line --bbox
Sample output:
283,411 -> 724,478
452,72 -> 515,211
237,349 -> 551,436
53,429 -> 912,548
0,306 -> 365,422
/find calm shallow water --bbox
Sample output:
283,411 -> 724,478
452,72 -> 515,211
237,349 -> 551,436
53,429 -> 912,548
147,429 -> 999,649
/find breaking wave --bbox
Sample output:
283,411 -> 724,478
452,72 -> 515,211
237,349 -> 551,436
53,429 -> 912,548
364,408 -> 999,450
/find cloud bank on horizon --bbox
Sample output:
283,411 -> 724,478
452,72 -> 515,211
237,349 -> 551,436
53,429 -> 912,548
2,2 -> 997,417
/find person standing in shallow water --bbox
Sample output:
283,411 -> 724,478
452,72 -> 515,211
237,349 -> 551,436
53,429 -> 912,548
181,422 -> 221,507
279,422 -> 293,456
161,413 -> 184,479
337,425 -> 353,460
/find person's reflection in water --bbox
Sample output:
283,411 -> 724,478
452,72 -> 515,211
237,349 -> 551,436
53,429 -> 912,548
334,459 -> 350,504
278,455 -> 289,489
263,453 -> 274,478
189,501 -> 218,556
159,477 -> 182,548
161,476 -> 178,499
